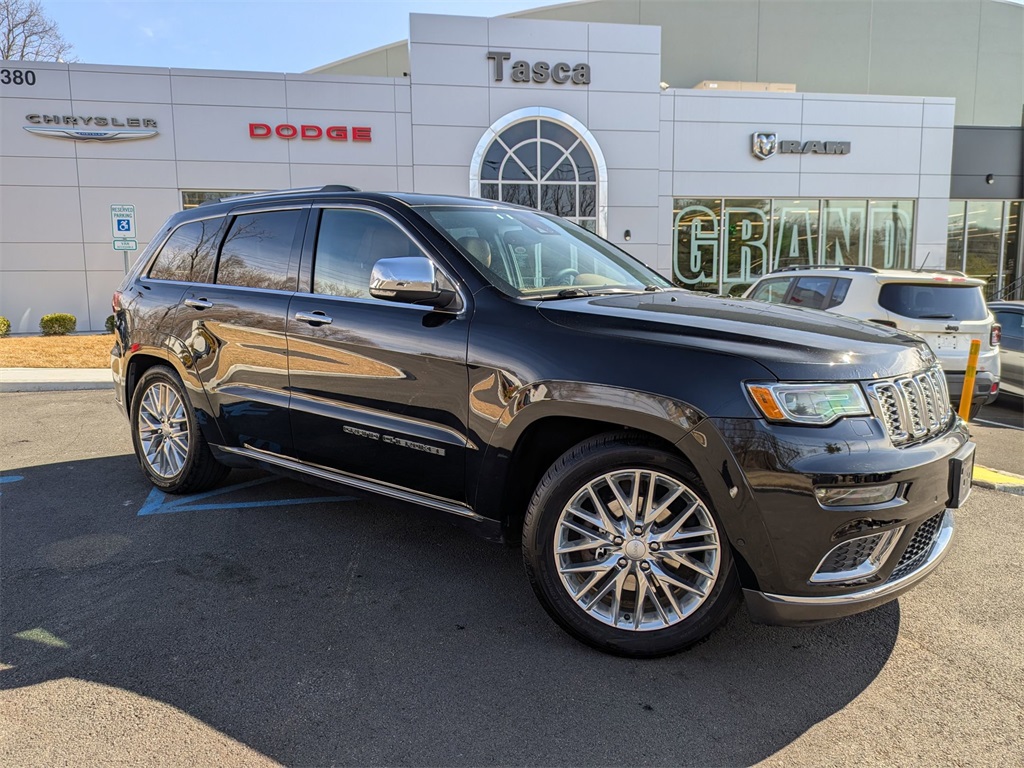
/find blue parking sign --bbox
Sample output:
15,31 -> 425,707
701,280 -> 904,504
117,219 -> 131,232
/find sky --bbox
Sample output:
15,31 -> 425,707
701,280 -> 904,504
46,0 -> 568,73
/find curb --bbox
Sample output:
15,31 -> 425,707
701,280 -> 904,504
0,368 -> 112,393
0,380 -> 114,393
973,465 -> 1024,497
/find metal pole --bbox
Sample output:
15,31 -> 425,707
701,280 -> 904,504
958,339 -> 981,422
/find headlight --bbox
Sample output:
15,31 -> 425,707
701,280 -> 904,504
746,382 -> 870,424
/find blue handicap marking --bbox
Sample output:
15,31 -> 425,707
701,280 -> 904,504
137,475 -> 353,516
0,474 -> 23,497
117,218 -> 131,232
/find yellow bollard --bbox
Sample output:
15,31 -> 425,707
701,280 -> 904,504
958,338 -> 981,421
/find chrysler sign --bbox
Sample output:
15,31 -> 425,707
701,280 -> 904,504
23,114 -> 159,141
752,131 -> 851,160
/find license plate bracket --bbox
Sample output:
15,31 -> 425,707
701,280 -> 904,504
947,442 -> 975,508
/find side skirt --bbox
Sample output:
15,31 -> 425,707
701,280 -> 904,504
213,444 -> 503,541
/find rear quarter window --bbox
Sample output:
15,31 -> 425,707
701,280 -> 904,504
148,218 -> 225,283
878,283 -> 988,321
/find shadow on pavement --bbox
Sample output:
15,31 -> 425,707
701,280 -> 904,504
0,455 -> 901,766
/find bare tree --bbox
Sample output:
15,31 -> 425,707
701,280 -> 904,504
1,0 -> 75,62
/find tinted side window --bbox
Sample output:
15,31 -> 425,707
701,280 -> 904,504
313,209 -> 418,299
995,310 -> 1023,340
749,278 -> 792,303
216,210 -> 301,290
878,284 -> 987,321
786,277 -> 834,310
827,278 -> 851,308
148,219 -> 224,283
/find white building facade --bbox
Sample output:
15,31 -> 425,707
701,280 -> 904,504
1,13 -> 957,332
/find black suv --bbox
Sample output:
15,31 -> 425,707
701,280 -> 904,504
112,187 -> 974,657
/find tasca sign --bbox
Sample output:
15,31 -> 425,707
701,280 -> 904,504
487,51 -> 591,85
752,132 -> 851,160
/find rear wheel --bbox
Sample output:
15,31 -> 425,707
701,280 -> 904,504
130,365 -> 228,493
523,433 -> 739,657
968,401 -> 983,421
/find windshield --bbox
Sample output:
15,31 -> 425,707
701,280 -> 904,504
418,206 -> 672,298
878,283 -> 988,321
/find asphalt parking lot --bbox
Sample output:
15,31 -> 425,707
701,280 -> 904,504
1,391 -> 1022,767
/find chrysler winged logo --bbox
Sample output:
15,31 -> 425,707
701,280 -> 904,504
752,132 -> 778,160
24,126 -> 159,142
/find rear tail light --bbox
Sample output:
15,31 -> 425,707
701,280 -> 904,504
870,319 -> 898,328
112,290 -> 123,313
991,324 -> 1001,346
991,382 -> 999,394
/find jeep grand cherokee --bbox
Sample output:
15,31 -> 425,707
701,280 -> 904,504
111,187 -> 973,657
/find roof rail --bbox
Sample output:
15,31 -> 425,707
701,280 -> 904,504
772,264 -> 879,274
218,184 -> 361,204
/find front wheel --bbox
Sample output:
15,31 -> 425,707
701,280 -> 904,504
130,365 -> 229,493
523,433 -> 739,657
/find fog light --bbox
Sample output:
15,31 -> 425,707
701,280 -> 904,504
814,483 -> 899,507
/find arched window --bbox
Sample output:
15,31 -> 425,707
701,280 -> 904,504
470,108 -> 606,235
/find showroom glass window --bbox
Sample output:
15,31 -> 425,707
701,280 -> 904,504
148,218 -> 224,283
181,190 -> 259,209
947,199 -> 1023,300
215,210 -> 301,291
673,198 -> 915,295
477,117 -> 598,233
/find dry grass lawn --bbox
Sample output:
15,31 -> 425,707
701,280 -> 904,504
0,334 -> 113,368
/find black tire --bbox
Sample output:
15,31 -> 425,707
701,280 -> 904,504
130,365 -> 229,494
523,432 -> 739,658
968,401 -> 983,421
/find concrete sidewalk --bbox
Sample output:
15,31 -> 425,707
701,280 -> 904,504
0,368 -> 111,392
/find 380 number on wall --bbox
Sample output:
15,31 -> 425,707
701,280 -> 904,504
1,69 -> 37,86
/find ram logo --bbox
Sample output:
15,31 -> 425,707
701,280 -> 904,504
752,132 -> 778,160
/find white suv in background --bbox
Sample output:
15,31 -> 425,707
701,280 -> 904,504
744,266 -> 1001,418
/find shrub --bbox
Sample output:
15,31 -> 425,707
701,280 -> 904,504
105,314 -> 116,334
39,313 -> 77,336
0,316 -> 10,338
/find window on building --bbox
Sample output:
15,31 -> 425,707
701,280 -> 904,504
964,200 -> 1003,284
216,210 -> 301,290
312,209 -> 418,299
867,200 -> 914,270
181,190 -> 259,210
673,198 -> 916,294
476,116 -> 599,233
148,218 -> 224,283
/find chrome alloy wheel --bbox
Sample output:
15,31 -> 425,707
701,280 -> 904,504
136,381 -> 190,478
554,469 -> 721,632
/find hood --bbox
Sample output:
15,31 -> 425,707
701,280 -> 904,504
537,290 -> 936,381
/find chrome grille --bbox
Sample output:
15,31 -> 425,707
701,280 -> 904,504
868,366 -> 951,445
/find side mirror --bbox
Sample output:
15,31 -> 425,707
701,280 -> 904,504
369,256 -> 458,310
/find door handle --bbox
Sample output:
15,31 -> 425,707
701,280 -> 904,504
295,311 -> 333,326
184,298 -> 213,310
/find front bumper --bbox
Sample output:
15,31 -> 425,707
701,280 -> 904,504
744,508 -> 955,625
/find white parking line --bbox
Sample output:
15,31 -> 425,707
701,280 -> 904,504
974,418 -> 1024,432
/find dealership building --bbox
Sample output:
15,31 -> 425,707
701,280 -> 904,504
1,0 -> 1022,332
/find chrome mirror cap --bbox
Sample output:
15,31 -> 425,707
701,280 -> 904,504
369,256 -> 456,309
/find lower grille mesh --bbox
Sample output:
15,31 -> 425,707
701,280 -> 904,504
818,534 -> 884,574
888,512 -> 944,582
